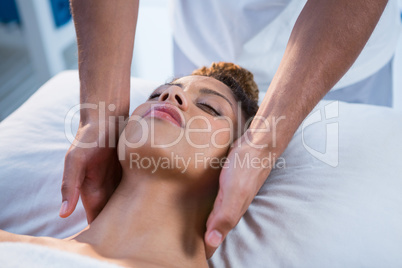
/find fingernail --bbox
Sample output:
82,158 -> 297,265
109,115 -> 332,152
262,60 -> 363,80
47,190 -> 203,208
59,201 -> 68,216
207,230 -> 222,247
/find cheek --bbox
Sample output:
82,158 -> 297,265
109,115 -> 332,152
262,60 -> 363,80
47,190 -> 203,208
210,127 -> 233,149
185,117 -> 234,149
208,119 -> 235,150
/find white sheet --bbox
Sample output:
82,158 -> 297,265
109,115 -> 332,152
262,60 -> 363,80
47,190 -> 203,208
0,71 -> 402,267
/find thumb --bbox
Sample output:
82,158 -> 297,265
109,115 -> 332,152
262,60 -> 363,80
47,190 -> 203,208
204,189 -> 242,259
59,155 -> 84,218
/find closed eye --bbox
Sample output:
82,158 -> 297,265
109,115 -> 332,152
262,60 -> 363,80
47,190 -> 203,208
197,103 -> 221,116
150,92 -> 221,116
148,93 -> 161,100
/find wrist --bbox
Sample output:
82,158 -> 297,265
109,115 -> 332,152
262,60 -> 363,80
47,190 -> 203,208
80,102 -> 129,126
79,111 -> 128,142
231,135 -> 277,183
79,77 -> 131,125
247,80 -> 316,156
243,115 -> 290,156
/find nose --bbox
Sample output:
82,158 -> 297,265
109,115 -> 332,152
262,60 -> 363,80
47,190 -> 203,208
158,85 -> 188,111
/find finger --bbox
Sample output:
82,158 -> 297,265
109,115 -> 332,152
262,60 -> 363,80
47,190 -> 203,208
81,163 -> 122,223
204,189 -> 243,259
81,184 -> 111,223
60,154 -> 85,218
85,200 -> 106,224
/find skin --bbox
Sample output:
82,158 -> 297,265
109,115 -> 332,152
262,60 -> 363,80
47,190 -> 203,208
61,0 -> 389,259
60,0 -> 139,223
1,76 -> 245,267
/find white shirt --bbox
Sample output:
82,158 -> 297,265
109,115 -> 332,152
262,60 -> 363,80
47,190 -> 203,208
171,0 -> 401,92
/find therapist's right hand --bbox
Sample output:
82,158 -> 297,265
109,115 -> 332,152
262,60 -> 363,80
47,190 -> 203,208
59,122 -> 122,223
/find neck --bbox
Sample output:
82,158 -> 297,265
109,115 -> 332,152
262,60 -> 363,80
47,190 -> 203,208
73,170 -> 213,267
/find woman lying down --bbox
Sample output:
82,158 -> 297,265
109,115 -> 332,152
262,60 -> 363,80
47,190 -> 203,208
0,62 -> 259,267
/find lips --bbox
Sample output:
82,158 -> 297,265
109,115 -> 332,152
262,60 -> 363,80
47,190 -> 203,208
143,103 -> 184,127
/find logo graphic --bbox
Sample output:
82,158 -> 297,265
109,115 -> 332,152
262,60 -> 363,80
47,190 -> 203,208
301,101 -> 339,167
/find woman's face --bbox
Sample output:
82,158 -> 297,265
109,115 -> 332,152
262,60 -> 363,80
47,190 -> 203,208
118,75 -> 244,183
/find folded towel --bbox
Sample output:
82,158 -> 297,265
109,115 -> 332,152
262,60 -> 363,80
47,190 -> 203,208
0,242 -> 123,268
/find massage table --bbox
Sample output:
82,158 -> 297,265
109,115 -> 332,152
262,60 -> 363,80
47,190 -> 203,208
0,70 -> 401,267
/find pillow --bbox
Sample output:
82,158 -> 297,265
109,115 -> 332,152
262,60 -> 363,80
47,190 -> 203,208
0,71 -> 401,266
0,71 -> 159,238
211,101 -> 402,267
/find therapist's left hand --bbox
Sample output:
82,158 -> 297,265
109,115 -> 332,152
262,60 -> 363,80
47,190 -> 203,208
204,134 -> 273,259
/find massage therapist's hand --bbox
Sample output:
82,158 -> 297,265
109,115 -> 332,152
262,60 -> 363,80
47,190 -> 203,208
64,0 -> 138,222
204,133 -> 273,258
60,121 -> 122,223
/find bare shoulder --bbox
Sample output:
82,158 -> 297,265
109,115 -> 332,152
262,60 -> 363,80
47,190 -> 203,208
0,229 -> 74,248
0,230 -> 67,247
0,230 -> 31,243
0,231 -> 122,266
0,231 -> 97,261
0,231 -> 140,267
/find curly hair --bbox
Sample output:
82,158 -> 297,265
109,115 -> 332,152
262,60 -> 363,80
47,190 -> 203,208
191,62 -> 259,123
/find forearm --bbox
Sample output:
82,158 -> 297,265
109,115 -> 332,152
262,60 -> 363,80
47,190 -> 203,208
249,0 -> 388,155
71,0 -> 139,122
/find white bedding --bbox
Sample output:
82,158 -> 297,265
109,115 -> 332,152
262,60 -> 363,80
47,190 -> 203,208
0,70 -> 402,267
